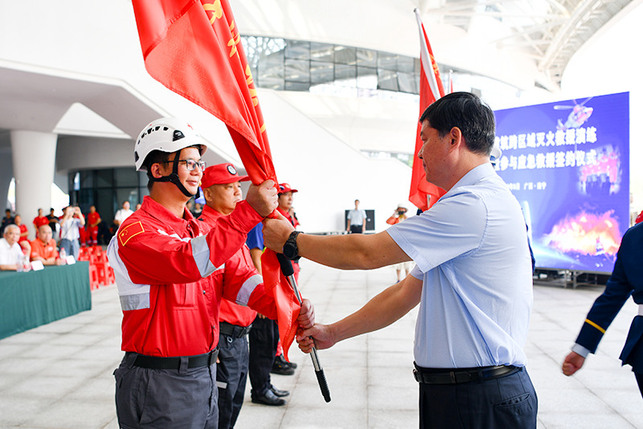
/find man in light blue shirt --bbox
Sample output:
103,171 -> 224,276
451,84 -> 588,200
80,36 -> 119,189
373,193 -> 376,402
263,92 -> 537,428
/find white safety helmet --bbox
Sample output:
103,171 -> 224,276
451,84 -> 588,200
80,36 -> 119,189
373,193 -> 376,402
134,117 -> 207,171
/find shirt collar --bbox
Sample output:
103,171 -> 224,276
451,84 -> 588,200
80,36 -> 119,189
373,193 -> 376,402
444,163 -> 496,197
141,195 -> 196,227
200,204 -> 224,221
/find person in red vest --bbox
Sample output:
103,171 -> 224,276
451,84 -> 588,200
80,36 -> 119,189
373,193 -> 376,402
106,118 -> 313,428
13,214 -> 30,254
198,163 -> 305,425
32,208 -> 49,236
86,205 -> 102,246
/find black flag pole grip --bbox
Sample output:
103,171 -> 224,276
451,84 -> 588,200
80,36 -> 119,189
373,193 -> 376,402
276,253 -> 331,403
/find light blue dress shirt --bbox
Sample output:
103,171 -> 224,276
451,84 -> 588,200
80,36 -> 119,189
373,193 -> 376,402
388,163 -> 533,368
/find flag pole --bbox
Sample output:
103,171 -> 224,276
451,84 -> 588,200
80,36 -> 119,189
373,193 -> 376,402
276,253 -> 331,403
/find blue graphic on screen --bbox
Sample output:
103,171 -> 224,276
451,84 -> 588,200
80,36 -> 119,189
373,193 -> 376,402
494,92 -> 629,273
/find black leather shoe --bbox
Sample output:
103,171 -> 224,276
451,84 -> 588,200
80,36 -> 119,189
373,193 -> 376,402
271,355 -> 295,375
271,385 -> 290,397
276,354 -> 298,369
251,389 -> 286,406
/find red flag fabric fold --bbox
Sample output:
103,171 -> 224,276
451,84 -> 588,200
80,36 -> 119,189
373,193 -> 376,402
132,0 -> 300,356
132,0 -> 276,184
409,9 -> 447,211
260,249 -> 301,361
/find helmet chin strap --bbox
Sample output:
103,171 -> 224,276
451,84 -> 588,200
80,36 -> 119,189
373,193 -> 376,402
150,155 -> 197,198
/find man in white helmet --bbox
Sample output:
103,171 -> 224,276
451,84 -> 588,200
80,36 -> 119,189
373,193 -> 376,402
107,118 -> 313,428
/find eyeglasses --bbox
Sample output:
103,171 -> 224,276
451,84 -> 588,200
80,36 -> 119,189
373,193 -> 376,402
162,159 -> 206,171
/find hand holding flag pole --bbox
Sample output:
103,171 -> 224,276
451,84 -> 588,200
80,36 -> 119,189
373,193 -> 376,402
276,253 -> 331,403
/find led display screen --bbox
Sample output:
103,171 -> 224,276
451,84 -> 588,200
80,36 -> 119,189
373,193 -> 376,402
494,92 -> 629,273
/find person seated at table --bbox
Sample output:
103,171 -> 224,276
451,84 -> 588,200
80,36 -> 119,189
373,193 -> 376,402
30,225 -> 62,266
13,214 -> 31,254
0,225 -> 25,271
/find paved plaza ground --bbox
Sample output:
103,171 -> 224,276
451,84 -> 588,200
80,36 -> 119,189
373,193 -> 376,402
0,260 -> 641,428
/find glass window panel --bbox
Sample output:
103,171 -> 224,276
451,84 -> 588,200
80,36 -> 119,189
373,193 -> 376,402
285,81 -> 311,91
356,49 -> 376,67
79,171 -> 93,188
414,58 -> 421,74
311,62 -> 334,84
285,40 -> 310,60
377,69 -> 398,91
96,169 -> 113,188
377,52 -> 397,70
310,42 -> 334,62
334,46 -> 356,65
397,56 -> 414,73
114,167 -> 139,187
335,64 -> 356,81
285,59 -> 310,82
258,50 -> 284,90
398,72 -> 417,93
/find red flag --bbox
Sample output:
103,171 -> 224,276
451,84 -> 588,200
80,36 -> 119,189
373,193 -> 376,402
132,0 -> 275,184
409,9 -> 447,211
131,0 -> 300,356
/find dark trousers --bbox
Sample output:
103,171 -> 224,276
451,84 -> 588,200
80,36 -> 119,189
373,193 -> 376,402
418,367 -> 537,429
217,333 -> 249,429
248,316 -> 278,397
349,225 -> 363,234
114,353 -> 218,428
635,372 -> 643,398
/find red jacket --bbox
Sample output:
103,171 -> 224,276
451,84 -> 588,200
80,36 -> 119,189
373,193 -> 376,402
107,196 -> 276,357
199,205 -> 264,328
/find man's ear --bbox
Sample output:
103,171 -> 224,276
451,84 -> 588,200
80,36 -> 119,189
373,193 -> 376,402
149,163 -> 164,179
450,127 -> 462,144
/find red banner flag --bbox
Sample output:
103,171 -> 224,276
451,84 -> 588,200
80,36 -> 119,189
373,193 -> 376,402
409,9 -> 447,211
131,0 -> 300,357
132,0 -> 276,184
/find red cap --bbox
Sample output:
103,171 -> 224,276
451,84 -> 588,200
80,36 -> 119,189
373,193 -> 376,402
278,183 -> 298,194
201,163 -> 250,188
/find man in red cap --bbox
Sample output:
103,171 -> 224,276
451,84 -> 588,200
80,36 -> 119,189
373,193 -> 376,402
199,164 -> 306,422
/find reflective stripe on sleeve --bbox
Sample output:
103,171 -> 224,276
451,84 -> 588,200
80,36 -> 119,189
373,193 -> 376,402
191,235 -> 217,277
120,293 -> 151,311
584,319 -> 606,334
236,274 -> 263,305
106,235 -> 151,311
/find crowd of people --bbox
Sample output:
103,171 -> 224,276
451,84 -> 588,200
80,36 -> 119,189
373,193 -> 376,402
0,201 -> 140,272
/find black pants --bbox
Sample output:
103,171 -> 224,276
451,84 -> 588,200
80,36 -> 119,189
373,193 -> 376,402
217,333 -> 249,429
349,225 -> 363,234
418,367 -> 537,429
114,353 -> 218,428
248,316 -> 278,398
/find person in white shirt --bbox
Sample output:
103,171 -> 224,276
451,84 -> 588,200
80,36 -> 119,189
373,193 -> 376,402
263,92 -> 537,429
0,225 -> 26,270
346,199 -> 366,234
113,201 -> 134,229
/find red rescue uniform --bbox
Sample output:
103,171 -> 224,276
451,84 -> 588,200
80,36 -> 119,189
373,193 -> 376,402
199,205 -> 259,327
107,195 -> 276,358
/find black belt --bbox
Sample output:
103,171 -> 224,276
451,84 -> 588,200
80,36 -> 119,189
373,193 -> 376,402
220,322 -> 252,338
131,348 -> 219,370
413,363 -> 520,385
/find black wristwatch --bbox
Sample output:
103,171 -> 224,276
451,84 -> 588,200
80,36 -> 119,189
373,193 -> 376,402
282,231 -> 302,260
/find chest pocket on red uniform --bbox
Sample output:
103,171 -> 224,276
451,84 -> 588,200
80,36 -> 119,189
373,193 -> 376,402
171,283 -> 199,308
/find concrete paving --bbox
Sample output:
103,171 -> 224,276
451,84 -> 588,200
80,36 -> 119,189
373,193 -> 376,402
0,260 -> 641,428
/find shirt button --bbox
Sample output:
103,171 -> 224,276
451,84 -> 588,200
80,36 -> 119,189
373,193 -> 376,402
202,290 -> 206,295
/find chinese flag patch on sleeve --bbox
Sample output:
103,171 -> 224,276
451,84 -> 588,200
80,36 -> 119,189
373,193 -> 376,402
118,221 -> 145,247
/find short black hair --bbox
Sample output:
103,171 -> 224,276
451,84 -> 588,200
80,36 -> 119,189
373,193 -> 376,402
419,92 -> 495,156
